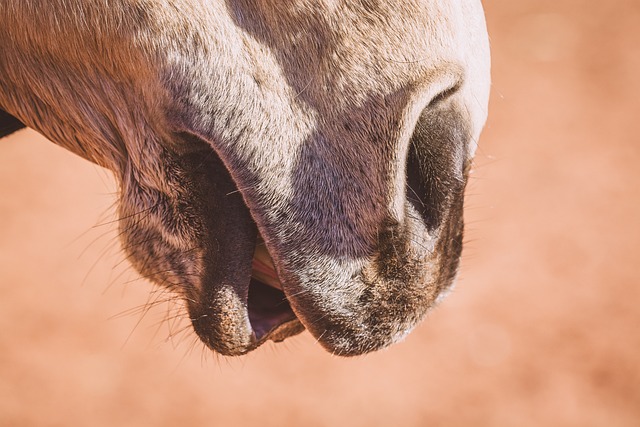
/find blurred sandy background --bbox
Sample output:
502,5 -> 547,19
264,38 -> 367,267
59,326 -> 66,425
1,1 -> 639,426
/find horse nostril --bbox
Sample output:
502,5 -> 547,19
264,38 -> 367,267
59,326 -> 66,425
406,151 -> 445,232
405,104 -> 469,232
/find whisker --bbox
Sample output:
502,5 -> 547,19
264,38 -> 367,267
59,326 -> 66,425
406,183 -> 426,209
95,203 -> 158,228
225,186 -> 256,196
81,236 -> 120,288
119,289 -> 171,349
294,77 -> 314,99
108,296 -> 177,320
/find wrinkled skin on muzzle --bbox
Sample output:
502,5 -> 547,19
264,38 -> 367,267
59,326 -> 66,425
0,0 -> 490,355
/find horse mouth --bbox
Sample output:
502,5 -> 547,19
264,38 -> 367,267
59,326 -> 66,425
173,143 -> 305,355
188,231 -> 304,355
247,240 -> 303,344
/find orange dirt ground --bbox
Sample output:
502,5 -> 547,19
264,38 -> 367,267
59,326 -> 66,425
1,1 -> 639,426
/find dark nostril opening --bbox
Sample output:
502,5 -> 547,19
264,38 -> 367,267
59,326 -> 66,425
405,103 -> 468,232
406,142 -> 445,232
